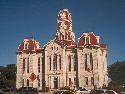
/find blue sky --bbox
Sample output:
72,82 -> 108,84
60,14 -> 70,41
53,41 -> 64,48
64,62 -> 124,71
0,0 -> 125,66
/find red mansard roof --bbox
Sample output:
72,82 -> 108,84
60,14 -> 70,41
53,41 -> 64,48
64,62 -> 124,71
17,38 -> 41,53
78,32 -> 107,48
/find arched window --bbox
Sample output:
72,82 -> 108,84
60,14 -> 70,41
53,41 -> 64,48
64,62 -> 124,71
90,53 -> 93,70
53,54 -> 57,70
85,53 -> 87,71
68,55 -> 71,72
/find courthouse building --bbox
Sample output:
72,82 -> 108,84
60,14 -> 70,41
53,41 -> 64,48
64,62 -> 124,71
16,9 -> 108,90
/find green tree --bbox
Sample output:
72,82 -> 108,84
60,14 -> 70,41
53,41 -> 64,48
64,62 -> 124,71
0,64 -> 16,88
108,61 -> 125,92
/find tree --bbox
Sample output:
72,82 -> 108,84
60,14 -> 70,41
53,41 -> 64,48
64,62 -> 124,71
108,61 -> 125,92
0,64 -> 16,88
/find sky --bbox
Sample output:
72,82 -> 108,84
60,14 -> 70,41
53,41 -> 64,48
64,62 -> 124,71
0,0 -> 125,66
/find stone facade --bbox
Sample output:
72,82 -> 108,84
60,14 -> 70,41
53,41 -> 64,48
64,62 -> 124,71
16,9 -> 108,90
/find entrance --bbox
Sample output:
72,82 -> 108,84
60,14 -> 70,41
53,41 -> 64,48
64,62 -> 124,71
54,77 -> 58,89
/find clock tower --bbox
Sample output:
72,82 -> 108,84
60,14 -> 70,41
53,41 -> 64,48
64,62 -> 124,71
56,9 -> 75,47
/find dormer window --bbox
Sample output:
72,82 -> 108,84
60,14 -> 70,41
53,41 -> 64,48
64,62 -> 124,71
24,43 -> 29,50
85,36 -> 90,45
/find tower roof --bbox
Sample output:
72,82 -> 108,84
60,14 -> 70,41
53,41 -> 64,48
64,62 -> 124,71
78,32 -> 107,49
17,38 -> 42,54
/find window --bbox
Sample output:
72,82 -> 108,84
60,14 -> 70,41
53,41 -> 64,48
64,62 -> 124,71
51,47 -> 53,50
49,56 -> 51,70
91,77 -> 94,85
85,36 -> 90,44
23,58 -> 25,73
22,79 -> 24,87
25,43 -> 29,50
53,54 -> 57,70
37,75 -> 40,87
68,55 -> 71,72
85,54 -> 87,71
27,79 -> 29,86
59,55 -> 61,70
69,78 -> 71,86
90,53 -> 93,70
38,57 -> 40,73
27,58 -> 29,73
65,32 -> 67,39
85,77 -> 88,85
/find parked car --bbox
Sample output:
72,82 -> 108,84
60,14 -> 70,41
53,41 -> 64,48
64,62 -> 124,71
90,89 -> 117,94
53,90 -> 75,94
105,90 -> 117,94
75,88 -> 90,94
16,87 -> 38,94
